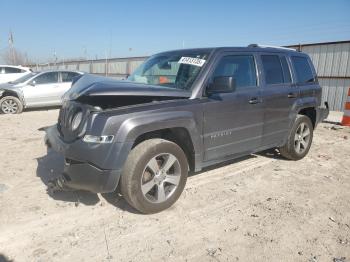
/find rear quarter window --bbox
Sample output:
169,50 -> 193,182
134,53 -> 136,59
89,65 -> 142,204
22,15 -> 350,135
291,56 -> 315,84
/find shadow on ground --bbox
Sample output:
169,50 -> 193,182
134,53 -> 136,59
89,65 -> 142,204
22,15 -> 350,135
36,148 -> 100,206
101,192 -> 141,214
257,148 -> 285,160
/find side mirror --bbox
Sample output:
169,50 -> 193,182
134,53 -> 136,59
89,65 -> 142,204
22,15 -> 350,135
207,76 -> 236,95
29,80 -> 36,86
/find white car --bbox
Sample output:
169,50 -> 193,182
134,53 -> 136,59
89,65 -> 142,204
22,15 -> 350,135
0,65 -> 32,84
0,70 -> 84,114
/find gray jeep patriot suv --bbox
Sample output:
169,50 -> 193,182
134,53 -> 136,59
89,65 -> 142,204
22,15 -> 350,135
45,45 -> 329,213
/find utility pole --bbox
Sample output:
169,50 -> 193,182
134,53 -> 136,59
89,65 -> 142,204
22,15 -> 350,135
8,30 -> 15,65
53,50 -> 57,68
105,49 -> 108,76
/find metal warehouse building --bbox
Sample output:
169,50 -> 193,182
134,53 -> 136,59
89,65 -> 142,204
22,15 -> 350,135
32,40 -> 350,112
287,40 -> 350,111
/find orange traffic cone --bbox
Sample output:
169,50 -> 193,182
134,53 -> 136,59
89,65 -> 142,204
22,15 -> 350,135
341,87 -> 350,126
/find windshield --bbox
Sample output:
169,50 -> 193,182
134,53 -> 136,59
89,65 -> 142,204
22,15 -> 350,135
9,72 -> 37,84
127,52 -> 209,90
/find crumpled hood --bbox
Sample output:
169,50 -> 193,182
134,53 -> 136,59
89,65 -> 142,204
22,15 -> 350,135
63,74 -> 191,102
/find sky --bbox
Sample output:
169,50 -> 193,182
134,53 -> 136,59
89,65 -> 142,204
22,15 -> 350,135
0,0 -> 349,63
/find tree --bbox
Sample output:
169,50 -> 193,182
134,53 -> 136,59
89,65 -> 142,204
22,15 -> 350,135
1,47 -> 28,65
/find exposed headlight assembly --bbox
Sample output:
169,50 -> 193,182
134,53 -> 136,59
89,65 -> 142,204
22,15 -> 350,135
71,110 -> 83,131
83,135 -> 114,144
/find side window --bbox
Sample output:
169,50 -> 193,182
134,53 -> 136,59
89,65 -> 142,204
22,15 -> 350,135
61,72 -> 79,82
212,55 -> 257,89
291,56 -> 315,84
4,67 -> 22,74
280,56 -> 291,83
261,55 -> 284,85
33,72 -> 59,85
0,67 -> 4,74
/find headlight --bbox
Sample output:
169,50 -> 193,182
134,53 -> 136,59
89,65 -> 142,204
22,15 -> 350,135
71,111 -> 83,131
83,135 -> 114,143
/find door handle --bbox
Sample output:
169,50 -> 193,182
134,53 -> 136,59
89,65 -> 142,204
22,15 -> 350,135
249,97 -> 260,104
288,93 -> 297,98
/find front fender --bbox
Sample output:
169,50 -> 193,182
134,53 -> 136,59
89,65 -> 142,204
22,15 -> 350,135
0,88 -> 25,106
116,111 -> 202,151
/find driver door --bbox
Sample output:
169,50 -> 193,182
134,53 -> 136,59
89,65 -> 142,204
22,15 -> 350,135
202,53 -> 264,162
23,72 -> 59,107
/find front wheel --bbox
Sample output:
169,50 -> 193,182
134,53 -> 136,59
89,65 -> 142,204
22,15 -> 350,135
120,139 -> 188,214
0,96 -> 23,114
279,114 -> 314,160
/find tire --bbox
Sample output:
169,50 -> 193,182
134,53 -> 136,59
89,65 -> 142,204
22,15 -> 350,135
0,96 -> 23,114
120,138 -> 188,214
279,114 -> 314,160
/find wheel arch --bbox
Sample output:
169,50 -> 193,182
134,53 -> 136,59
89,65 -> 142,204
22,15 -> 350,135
132,127 -> 196,171
298,107 -> 316,127
0,89 -> 25,105
115,112 -> 203,172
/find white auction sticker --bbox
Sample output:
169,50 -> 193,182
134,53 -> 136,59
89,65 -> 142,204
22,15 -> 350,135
178,57 -> 206,67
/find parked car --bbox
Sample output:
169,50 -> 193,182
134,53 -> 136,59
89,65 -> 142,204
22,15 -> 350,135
45,45 -> 329,213
0,65 -> 32,84
0,70 -> 84,114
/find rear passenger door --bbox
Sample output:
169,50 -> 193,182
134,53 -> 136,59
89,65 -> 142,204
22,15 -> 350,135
259,53 -> 297,148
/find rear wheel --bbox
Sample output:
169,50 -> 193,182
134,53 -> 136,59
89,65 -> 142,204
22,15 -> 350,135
279,114 -> 313,160
0,96 -> 23,114
120,139 -> 188,214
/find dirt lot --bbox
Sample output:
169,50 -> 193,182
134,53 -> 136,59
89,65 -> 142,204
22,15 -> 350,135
0,109 -> 349,262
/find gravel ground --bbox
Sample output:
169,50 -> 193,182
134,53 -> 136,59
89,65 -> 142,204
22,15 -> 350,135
0,109 -> 349,262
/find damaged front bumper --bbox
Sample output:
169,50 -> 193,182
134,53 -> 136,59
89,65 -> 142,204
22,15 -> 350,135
44,125 -> 131,193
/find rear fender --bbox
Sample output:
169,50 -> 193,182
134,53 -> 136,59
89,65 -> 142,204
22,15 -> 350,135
289,96 -> 318,126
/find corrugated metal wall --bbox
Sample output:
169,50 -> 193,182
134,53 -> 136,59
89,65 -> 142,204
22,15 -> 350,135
31,57 -> 148,80
30,41 -> 350,111
287,41 -> 350,111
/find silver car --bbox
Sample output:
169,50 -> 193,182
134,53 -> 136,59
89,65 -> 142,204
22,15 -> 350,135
0,70 -> 83,114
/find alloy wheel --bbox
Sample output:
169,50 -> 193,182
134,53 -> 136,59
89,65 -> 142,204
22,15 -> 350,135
294,122 -> 311,154
1,99 -> 19,114
141,153 -> 181,203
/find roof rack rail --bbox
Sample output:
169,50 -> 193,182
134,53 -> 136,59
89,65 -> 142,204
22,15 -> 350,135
248,44 -> 297,51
